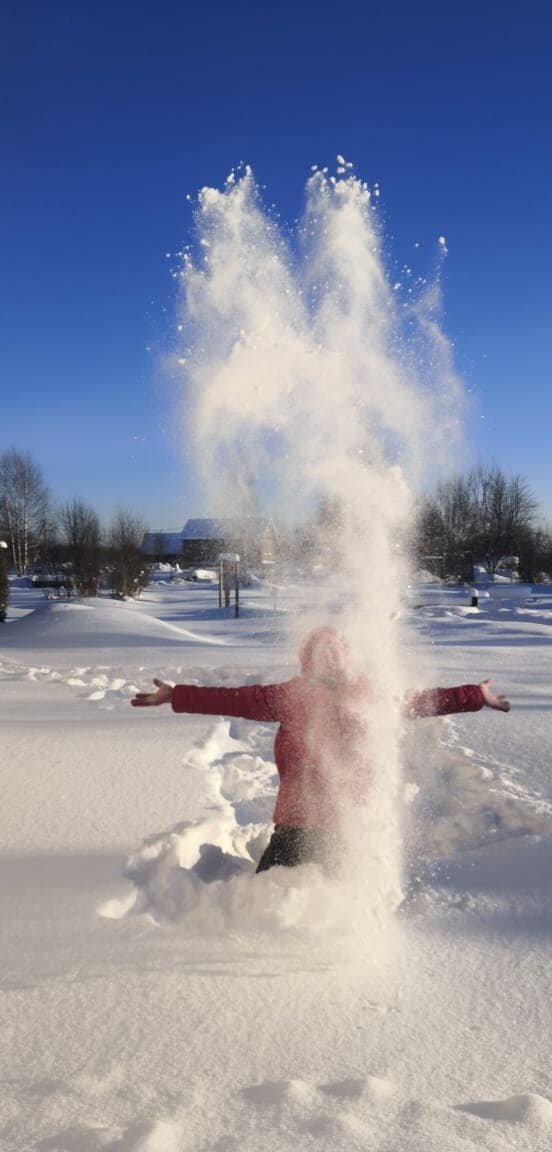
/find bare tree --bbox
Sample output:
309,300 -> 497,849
411,499 -> 447,576
471,466 -> 537,574
0,449 -> 52,575
60,499 -> 103,595
414,465 -> 538,579
412,475 -> 476,580
0,541 -> 8,622
517,524 -> 552,583
315,494 -> 344,568
109,509 -> 149,598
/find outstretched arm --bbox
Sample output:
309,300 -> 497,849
131,678 -> 286,721
405,680 -> 510,718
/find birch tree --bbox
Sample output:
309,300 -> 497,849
0,449 -> 51,575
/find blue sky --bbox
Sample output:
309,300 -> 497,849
2,0 -> 551,528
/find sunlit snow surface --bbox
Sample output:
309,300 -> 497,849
2,576 -> 552,1151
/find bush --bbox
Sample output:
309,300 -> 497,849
109,510 -> 150,599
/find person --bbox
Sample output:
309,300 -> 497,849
131,626 -> 510,874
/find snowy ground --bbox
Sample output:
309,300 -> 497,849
1,575 -> 552,1152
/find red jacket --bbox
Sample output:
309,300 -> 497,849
172,677 -> 484,831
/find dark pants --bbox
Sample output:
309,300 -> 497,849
256,824 -> 342,875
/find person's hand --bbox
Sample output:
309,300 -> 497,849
131,678 -> 174,707
479,679 -> 510,712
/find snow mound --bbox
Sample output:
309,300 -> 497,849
105,715 -> 399,938
0,598 -> 226,650
413,569 -> 444,585
122,836 -> 398,938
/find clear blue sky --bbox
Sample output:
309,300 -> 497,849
2,0 -> 551,528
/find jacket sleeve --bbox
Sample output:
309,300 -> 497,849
404,683 -> 485,718
171,682 -> 286,722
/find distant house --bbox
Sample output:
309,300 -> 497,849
141,518 -> 279,569
181,518 -> 280,568
140,530 -> 188,562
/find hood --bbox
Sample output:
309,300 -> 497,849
299,626 -> 349,682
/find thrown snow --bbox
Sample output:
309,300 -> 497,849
1,577 -> 552,1151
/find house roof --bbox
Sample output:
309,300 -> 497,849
181,517 -> 275,540
141,517 -> 278,552
141,531 -> 185,554
181,519 -> 229,540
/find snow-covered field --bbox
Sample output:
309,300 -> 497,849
2,575 -> 552,1152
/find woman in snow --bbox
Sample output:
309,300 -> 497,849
131,626 -> 510,874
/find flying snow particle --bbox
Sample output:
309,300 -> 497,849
438,235 -> 447,247
336,153 -> 346,166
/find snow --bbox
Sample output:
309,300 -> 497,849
2,577 -> 552,1150
188,568 -> 218,582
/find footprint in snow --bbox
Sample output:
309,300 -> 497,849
242,1073 -> 394,1114
455,1092 -> 552,1125
86,676 -> 128,702
239,1075 -> 397,1146
243,1078 -> 319,1107
320,1076 -> 393,1100
98,890 -> 137,919
37,1115 -> 183,1151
